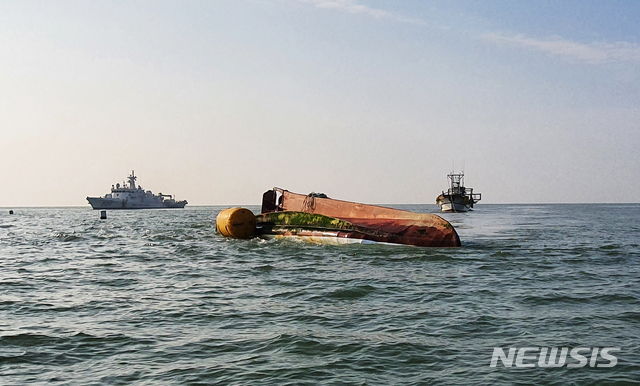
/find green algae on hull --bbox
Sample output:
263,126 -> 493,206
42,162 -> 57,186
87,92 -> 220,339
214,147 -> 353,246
257,211 -> 355,230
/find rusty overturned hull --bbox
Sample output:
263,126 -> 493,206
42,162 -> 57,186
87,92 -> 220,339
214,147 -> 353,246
260,189 -> 460,247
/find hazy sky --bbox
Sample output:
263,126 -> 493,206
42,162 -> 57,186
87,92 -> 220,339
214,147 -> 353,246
1,0 -> 639,206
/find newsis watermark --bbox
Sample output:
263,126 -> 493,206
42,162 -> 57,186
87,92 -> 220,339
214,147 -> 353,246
490,347 -> 620,368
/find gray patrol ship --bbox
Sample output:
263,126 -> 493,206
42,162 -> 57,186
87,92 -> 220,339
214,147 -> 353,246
86,171 -> 187,209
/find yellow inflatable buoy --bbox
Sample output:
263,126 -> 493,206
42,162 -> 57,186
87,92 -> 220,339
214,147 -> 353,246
216,207 -> 256,239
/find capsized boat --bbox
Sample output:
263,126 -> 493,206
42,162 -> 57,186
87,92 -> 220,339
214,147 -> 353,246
86,171 -> 187,209
216,188 -> 460,247
436,172 -> 481,212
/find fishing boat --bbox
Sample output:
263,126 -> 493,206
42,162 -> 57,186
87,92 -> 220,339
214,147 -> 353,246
436,172 -> 481,212
216,188 -> 461,247
86,171 -> 187,209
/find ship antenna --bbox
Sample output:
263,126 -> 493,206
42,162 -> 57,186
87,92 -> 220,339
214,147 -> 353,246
128,170 -> 137,189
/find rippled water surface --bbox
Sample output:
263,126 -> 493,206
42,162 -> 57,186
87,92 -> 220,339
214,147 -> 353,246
1,204 -> 639,385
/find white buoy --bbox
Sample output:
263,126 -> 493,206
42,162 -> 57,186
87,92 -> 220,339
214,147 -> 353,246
100,210 -> 107,219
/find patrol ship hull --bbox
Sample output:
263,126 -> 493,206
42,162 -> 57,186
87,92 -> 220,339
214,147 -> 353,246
86,197 -> 187,209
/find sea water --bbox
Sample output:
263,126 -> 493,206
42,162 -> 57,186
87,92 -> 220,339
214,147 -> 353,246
1,204 -> 639,385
